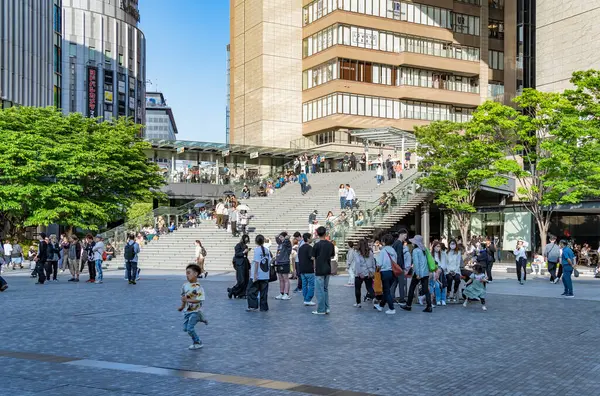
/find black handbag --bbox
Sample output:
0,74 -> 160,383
269,265 -> 277,282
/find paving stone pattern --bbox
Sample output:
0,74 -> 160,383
1,274 -> 600,395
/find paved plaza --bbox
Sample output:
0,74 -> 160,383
1,270 -> 599,396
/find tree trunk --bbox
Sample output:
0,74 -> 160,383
537,218 -> 549,254
454,211 -> 471,247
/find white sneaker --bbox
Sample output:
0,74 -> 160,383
311,311 -> 326,315
373,304 -> 383,312
326,309 -> 330,314
436,301 -> 441,306
281,294 -> 291,300
275,294 -> 283,300
463,301 -> 468,307
95,280 -> 103,284
418,296 -> 425,305
385,309 -> 396,315
353,303 -> 361,308
441,301 -> 447,306
482,306 -> 487,311
188,343 -> 203,350
303,301 -> 316,306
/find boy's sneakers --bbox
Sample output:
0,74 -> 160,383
303,301 -> 316,306
281,294 -> 291,300
188,343 -> 203,350
275,294 -> 284,300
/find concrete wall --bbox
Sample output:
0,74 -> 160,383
537,0 -> 600,92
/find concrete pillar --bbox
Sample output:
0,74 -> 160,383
421,202 -> 430,246
401,136 -> 405,170
215,158 -> 219,185
415,205 -> 421,235
171,153 -> 176,173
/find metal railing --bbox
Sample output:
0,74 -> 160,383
328,172 -> 422,248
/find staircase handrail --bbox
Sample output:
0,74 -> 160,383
328,172 -> 422,247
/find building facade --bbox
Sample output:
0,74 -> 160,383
536,0 -> 600,92
61,0 -> 146,123
145,91 -> 178,141
229,0 -> 304,147
229,0 -> 517,149
0,0 -> 55,108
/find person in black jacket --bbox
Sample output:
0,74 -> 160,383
35,233 -> 48,284
298,233 -> 315,306
229,235 -> 250,299
275,232 -> 292,300
485,237 -> 497,282
391,229 -> 408,303
46,234 -> 60,282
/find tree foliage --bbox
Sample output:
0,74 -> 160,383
415,120 -> 506,243
470,71 -> 600,250
0,106 -> 164,233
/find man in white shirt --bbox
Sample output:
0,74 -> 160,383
345,184 -> 356,209
3,240 -> 13,271
215,199 -> 225,229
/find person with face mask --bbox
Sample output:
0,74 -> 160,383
446,240 -> 462,302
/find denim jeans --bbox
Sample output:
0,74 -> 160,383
315,275 -> 330,313
126,260 -> 138,282
430,277 -> 447,303
183,311 -> 203,344
390,273 -> 406,301
376,175 -> 383,184
95,259 -> 103,281
378,270 -> 394,310
562,265 -> 573,295
300,182 -> 307,194
301,273 -> 315,302
339,197 -> 346,209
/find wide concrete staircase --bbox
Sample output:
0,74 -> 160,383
134,170 -> 418,271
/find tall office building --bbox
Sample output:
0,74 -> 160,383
61,0 -> 146,123
0,0 -> 55,108
535,1 -> 600,93
229,0 -> 517,149
145,91 -> 178,141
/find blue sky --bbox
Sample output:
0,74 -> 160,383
140,1 -> 229,142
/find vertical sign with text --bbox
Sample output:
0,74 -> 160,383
87,66 -> 98,117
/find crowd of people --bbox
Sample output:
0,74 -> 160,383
222,227 -> 496,315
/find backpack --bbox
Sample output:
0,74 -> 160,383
124,243 -> 136,260
259,246 -> 270,273
201,246 -> 207,257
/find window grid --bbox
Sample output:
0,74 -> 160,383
303,24 -> 480,62
303,93 -> 474,123
303,0 -> 453,29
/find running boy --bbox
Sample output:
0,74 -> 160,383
178,264 -> 208,350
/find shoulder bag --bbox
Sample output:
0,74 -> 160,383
386,251 -> 403,277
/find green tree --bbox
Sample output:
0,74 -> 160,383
415,120 -> 506,243
471,74 -> 600,251
0,106 -> 164,235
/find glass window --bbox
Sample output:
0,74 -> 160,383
105,50 -> 112,63
69,43 -> 76,57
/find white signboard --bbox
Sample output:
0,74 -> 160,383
249,152 -> 259,159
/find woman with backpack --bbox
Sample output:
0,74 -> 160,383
124,234 -> 140,285
46,235 -> 61,282
247,234 -> 271,312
